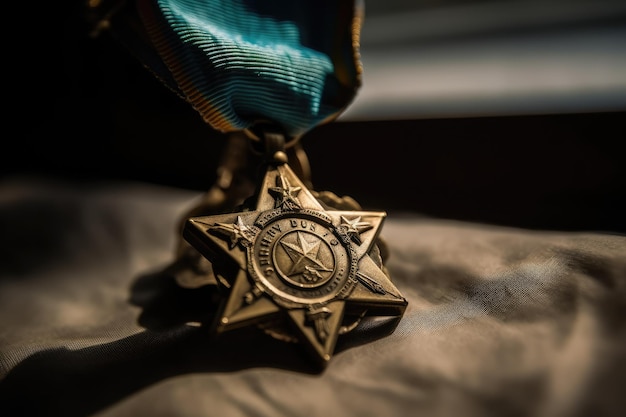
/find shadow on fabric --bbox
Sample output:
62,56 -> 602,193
0,267 -> 401,417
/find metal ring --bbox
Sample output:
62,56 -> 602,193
244,120 -> 301,150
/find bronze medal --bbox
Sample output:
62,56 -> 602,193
182,136 -> 407,366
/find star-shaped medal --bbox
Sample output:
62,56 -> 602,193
183,162 -> 407,366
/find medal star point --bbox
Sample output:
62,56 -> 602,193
268,173 -> 302,210
183,163 -> 407,366
339,215 -> 374,245
210,216 -> 254,249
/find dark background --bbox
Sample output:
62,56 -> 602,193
4,0 -> 626,233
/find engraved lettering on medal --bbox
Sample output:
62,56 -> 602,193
249,215 -> 356,306
267,223 -> 281,236
259,247 -> 270,257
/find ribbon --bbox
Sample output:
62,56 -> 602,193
135,0 -> 363,139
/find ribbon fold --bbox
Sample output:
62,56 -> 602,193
137,0 -> 363,139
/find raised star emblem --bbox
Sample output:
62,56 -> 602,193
183,163 -> 407,366
268,173 -> 302,210
206,215 -> 255,249
339,215 -> 374,245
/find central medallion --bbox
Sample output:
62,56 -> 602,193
249,213 -> 356,307
274,229 -> 335,287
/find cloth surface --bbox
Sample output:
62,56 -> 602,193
1,176 -> 625,417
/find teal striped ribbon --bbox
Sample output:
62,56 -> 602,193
137,0 -> 363,139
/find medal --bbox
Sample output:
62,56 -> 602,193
183,133 -> 407,366
89,0 -> 407,367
